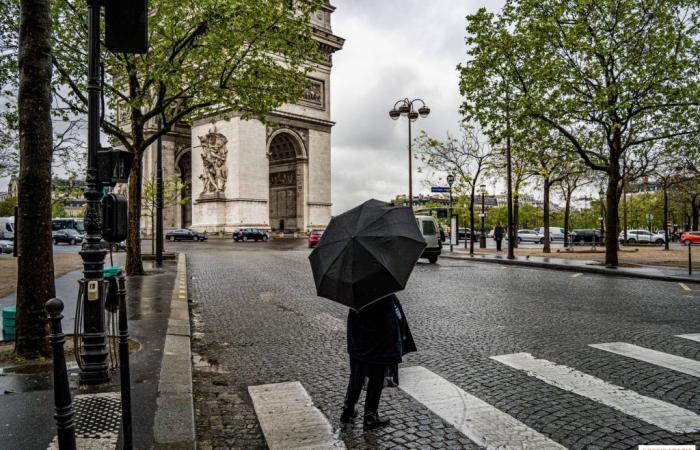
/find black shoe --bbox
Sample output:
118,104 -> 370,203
363,412 -> 390,430
340,407 -> 357,424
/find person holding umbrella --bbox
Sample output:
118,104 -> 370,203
309,199 -> 424,431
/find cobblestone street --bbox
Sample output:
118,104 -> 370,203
181,240 -> 700,449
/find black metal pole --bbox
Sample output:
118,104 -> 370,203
117,271 -> 133,449
407,116 -> 413,210
689,243 -> 692,276
156,119 -> 164,267
46,298 -> 77,450
79,0 -> 109,385
505,92 -> 515,259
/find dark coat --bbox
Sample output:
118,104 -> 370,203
494,225 -> 504,240
347,294 -> 416,365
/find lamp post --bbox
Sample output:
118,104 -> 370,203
389,98 -> 430,209
479,184 -> 487,249
155,119 -> 163,267
447,174 -> 455,252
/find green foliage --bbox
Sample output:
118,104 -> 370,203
0,196 -> 16,216
142,176 -> 190,218
52,201 -> 66,218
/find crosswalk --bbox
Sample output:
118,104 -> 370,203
248,333 -> 700,449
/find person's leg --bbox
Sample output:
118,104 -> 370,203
363,364 -> 390,429
341,359 -> 363,423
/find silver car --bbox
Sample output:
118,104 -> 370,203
515,229 -> 545,244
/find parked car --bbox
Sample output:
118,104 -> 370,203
233,228 -> 268,242
515,229 -> 545,244
416,215 -> 441,264
618,229 -> 665,244
680,231 -> 700,246
0,217 -> 14,240
166,228 -> 208,242
308,229 -> 324,248
0,240 -> 13,254
53,229 -> 84,245
571,229 -> 602,244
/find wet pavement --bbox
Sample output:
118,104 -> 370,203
0,259 -> 175,450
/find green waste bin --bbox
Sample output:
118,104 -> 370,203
2,305 -> 16,341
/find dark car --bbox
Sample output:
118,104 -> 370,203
0,240 -> 13,254
233,228 -> 268,242
166,228 -> 208,242
571,229 -> 602,244
53,229 -> 84,245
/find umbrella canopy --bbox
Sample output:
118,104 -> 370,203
309,199 -> 426,311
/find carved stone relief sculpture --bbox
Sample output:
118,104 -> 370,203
198,130 -> 228,197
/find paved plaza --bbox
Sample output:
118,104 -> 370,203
178,239 -> 700,449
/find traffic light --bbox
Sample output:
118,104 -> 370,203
102,193 -> 128,243
97,147 -> 134,188
105,0 -> 148,54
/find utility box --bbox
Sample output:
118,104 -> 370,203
2,305 -> 16,341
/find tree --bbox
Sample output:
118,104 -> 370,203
142,175 -> 189,253
15,0 -> 55,357
559,169 -> 592,247
415,125 -> 494,256
461,1 -> 700,266
0,0 -> 325,275
0,196 -> 17,216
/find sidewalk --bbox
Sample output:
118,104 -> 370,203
0,257 -> 188,450
443,248 -> 700,284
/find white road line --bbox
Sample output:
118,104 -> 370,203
399,366 -> 566,449
677,334 -> 700,344
248,381 -> 345,450
571,273 -> 583,278
679,282 -> 692,291
590,342 -> 700,379
491,353 -> 700,433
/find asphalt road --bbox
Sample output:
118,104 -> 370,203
179,239 -> 700,449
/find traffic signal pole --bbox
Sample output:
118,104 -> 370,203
79,0 -> 109,385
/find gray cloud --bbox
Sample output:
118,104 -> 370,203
329,0 -> 505,214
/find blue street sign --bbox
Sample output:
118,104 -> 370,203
431,186 -> 449,193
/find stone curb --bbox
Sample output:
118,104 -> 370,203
442,253 -> 700,285
153,254 -> 196,449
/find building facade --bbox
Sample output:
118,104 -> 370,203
140,3 -> 344,235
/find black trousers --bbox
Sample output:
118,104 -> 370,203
496,238 -> 502,251
344,358 -> 386,415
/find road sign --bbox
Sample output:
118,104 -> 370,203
431,186 -> 449,193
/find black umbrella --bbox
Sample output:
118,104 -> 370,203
309,199 -> 426,311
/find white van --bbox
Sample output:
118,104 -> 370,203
0,217 -> 14,240
415,215 -> 441,263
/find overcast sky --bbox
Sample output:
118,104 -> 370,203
329,0 -> 505,214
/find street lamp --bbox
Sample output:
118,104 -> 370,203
389,98 -> 430,209
479,184 -> 487,249
447,174 -> 455,252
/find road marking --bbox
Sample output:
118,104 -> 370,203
571,273 -> 583,278
590,342 -> 700,378
399,366 -> 566,449
677,334 -> 700,344
491,352 -> 700,433
679,282 -> 692,291
248,381 -> 345,450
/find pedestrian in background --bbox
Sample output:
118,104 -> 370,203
494,223 -> 504,252
341,293 -> 416,430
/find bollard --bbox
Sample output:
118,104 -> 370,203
46,298 -> 77,450
117,270 -> 133,449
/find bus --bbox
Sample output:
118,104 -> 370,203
52,218 -> 85,234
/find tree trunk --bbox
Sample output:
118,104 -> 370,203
469,187 -> 475,256
15,0 -> 54,358
663,186 -> 669,251
542,179 -> 551,253
605,173 -> 622,267
126,153 -> 144,275
512,191 -> 520,248
563,194 -> 571,248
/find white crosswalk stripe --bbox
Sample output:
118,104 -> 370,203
491,352 -> 700,433
399,366 -> 566,449
248,381 -> 345,450
677,333 -> 700,344
590,342 -> 700,378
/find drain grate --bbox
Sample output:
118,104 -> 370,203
47,392 -> 121,450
